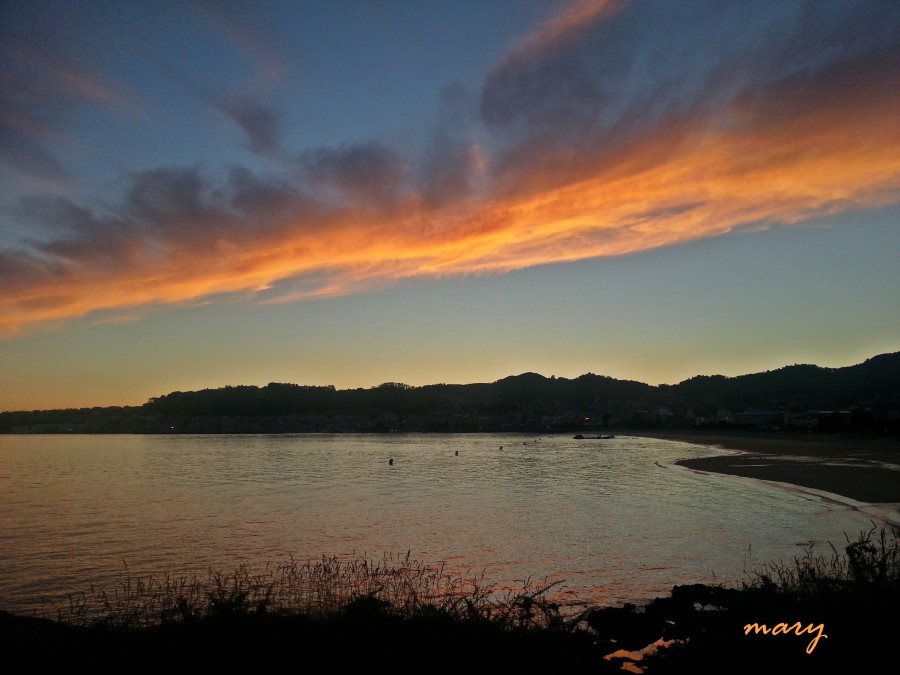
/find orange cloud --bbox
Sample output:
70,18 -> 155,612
0,81 -> 900,334
3,2 -> 899,338
3,78 -> 896,337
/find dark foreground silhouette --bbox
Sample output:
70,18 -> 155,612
2,582 -> 893,673
0,585 -> 900,674
4,527 -> 897,673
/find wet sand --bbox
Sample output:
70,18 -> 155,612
639,431 -> 900,505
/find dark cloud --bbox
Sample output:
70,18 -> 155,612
219,98 -> 282,156
13,169 -> 224,270
416,82 -> 485,206
13,195 -> 98,234
37,224 -> 140,270
161,65 -> 285,157
126,167 -> 213,224
15,194 -> 143,270
729,45 -> 900,130
11,163 -> 331,273
227,166 -> 304,217
480,48 -> 602,139
190,0 -> 293,154
0,247 -> 62,291
114,166 -> 296,252
418,136 -> 480,207
299,143 -> 408,203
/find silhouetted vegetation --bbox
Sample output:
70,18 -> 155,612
47,552 -> 579,631
2,352 -> 898,434
3,527 -> 897,672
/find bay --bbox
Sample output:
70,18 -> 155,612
0,433 -> 882,615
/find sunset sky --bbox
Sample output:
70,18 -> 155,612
2,0 -> 899,411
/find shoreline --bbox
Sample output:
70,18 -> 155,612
637,431 -> 900,508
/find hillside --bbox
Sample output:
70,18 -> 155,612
2,352 -> 898,434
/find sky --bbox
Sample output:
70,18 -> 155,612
1,0 -> 899,412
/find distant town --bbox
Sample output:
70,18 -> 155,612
2,352 -> 898,435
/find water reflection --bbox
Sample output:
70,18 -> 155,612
0,433 -> 880,614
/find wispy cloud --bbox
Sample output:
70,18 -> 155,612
2,0 -> 899,336
0,17 -> 127,188
192,0 -> 289,91
504,0 -> 624,66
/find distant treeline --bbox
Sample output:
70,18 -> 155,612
2,352 -> 898,434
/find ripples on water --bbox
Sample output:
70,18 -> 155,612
0,433 -> 881,614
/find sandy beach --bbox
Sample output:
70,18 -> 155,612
638,431 -> 900,505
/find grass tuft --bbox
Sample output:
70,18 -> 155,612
47,552 -> 576,633
742,523 -> 900,606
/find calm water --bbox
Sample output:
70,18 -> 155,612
0,433 -> 884,614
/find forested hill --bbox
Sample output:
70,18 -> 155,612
658,351 -> 900,408
2,352 -> 898,433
